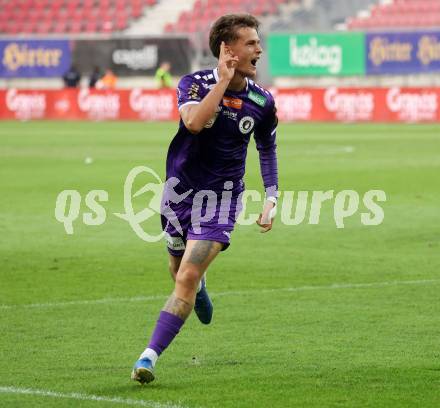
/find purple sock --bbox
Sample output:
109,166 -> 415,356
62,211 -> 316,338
148,311 -> 184,356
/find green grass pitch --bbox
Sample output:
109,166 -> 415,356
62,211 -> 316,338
0,121 -> 439,407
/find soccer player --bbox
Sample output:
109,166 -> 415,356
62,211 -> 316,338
132,14 -> 278,384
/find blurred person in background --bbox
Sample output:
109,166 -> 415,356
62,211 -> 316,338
62,64 -> 81,88
97,68 -> 117,89
155,61 -> 173,88
89,66 -> 102,88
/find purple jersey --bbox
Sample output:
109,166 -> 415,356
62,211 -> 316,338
166,68 -> 278,198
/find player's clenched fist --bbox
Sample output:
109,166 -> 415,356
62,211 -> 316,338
218,41 -> 239,81
256,200 -> 276,233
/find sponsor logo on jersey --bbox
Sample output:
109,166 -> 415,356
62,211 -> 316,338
223,96 -> 243,109
222,110 -> 237,121
238,116 -> 255,134
165,233 -> 186,251
248,90 -> 266,107
188,83 -> 200,100
202,74 -> 214,81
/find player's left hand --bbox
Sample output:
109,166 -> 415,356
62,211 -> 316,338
256,200 -> 276,233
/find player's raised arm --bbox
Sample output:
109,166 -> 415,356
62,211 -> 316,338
180,42 -> 239,134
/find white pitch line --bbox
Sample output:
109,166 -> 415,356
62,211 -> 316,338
212,278 -> 440,297
0,385 -> 188,408
0,294 -> 169,310
1,279 -> 439,311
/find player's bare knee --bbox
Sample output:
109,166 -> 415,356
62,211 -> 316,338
175,266 -> 201,290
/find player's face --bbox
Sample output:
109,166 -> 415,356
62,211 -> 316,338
227,27 -> 262,79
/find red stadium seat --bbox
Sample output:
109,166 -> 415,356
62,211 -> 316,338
101,19 -> 114,33
131,5 -> 143,18
70,21 -> 83,33
21,22 -> 34,33
28,9 -> 44,23
71,10 -> 84,22
84,21 -> 99,32
115,16 -> 128,30
12,10 -> 26,24
164,23 -> 174,33
7,24 -> 21,35
36,22 -> 51,34
53,21 -> 68,33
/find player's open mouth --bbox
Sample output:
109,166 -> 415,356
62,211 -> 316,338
251,58 -> 258,67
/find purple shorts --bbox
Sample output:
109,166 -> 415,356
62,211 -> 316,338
161,192 -> 242,257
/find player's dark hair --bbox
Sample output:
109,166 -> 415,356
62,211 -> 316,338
209,14 -> 260,59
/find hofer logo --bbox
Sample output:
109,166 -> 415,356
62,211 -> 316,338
386,87 -> 438,122
324,87 -> 374,121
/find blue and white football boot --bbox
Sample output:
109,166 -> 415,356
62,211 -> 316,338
194,276 -> 213,324
131,358 -> 155,384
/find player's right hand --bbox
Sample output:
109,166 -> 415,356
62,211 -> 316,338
218,41 -> 239,82
256,200 -> 276,233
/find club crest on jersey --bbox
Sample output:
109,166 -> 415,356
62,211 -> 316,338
248,90 -> 266,107
238,116 -> 255,134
